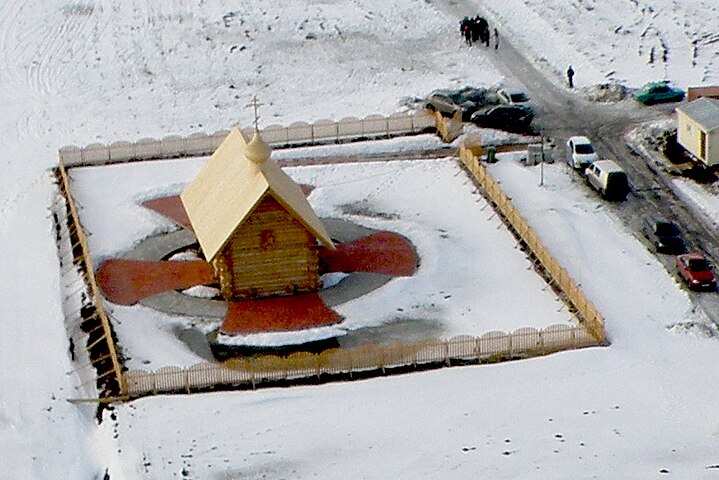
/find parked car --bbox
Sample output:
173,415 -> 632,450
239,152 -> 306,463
642,216 -> 685,254
566,136 -> 599,171
425,87 -> 488,120
453,86 -> 489,105
584,159 -> 629,201
425,90 -> 461,117
497,88 -> 534,115
633,81 -> 685,105
469,104 -> 533,131
676,252 -> 716,291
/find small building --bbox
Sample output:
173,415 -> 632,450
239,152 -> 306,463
676,97 -> 719,167
180,127 -> 335,300
687,85 -> 719,102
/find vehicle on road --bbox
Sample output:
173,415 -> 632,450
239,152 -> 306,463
585,159 -> 629,201
642,217 -> 685,254
469,104 -> 533,131
497,88 -> 534,115
566,136 -> 599,171
676,252 -> 716,291
425,87 -> 488,120
633,81 -> 685,105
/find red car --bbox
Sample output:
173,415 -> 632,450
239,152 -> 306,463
676,253 -> 716,291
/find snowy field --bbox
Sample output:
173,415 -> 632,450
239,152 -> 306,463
1,0 -> 719,478
483,0 -> 719,88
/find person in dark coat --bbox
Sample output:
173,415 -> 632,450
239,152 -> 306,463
493,28 -> 499,50
460,17 -> 469,35
475,16 -> 489,47
460,17 -> 470,44
471,20 -> 481,45
462,17 -> 473,45
567,65 -> 575,88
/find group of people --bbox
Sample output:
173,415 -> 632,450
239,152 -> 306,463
459,16 -> 498,49
460,15 -> 577,89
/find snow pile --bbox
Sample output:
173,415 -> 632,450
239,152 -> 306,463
582,82 -> 633,103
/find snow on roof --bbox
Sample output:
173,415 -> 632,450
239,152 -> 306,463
676,97 -> 719,132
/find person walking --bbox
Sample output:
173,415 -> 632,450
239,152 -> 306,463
493,28 -> 499,50
566,65 -> 575,88
471,20 -> 481,45
463,18 -> 473,45
460,17 -> 471,45
476,16 -> 489,47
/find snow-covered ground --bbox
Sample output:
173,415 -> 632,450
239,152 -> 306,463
483,0 -> 719,88
1,0 -> 718,478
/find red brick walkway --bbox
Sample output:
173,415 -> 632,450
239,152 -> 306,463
143,196 -> 193,231
221,294 -> 342,334
97,194 -> 418,335
319,231 -> 417,276
96,259 -> 215,305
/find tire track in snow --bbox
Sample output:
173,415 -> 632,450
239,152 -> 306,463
0,2 -> 101,149
0,2 -> 99,229
0,1 -> 31,102
23,3 -> 97,96
633,0 -> 712,81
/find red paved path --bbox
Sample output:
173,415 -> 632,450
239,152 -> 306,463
96,259 -> 215,305
319,231 -> 417,276
143,196 -> 193,231
221,294 -> 342,334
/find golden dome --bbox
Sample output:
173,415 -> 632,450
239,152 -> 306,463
244,129 -> 271,164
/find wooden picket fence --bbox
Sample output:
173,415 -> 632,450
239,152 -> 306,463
458,143 -> 607,343
57,160 -> 127,398
58,111 -> 436,168
125,324 -> 597,397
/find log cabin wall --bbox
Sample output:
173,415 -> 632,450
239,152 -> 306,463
217,196 -> 320,299
212,256 -> 233,299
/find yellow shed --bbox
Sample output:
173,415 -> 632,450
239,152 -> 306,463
180,127 -> 335,300
676,97 -> 719,167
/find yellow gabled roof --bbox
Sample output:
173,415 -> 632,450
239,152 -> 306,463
180,128 -> 335,262
259,157 -> 335,251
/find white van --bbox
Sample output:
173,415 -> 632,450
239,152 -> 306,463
584,160 -> 629,201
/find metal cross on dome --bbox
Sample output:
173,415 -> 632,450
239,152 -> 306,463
246,96 -> 263,130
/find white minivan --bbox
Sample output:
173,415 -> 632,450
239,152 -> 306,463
585,160 -> 629,201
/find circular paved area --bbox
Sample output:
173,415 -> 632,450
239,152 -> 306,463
96,200 -> 418,335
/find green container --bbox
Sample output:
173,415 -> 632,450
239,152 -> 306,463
486,146 -> 497,163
